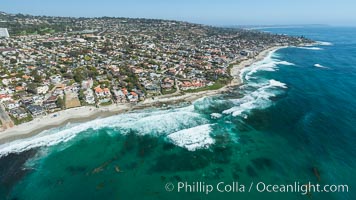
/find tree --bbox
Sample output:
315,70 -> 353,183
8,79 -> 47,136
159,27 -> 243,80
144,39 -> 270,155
27,83 -> 38,94
34,74 -> 42,83
84,55 -> 91,61
10,58 -> 17,64
56,97 -> 65,109
78,90 -> 85,101
73,69 -> 85,83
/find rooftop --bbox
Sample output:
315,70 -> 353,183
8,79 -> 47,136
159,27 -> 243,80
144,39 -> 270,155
0,28 -> 9,38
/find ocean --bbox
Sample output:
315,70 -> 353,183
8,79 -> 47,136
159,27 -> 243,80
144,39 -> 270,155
0,27 -> 355,200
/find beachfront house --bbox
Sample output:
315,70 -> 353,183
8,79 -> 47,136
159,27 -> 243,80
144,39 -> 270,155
43,96 -> 59,111
3,101 -> 20,110
9,107 -> 28,119
112,89 -> 127,103
84,89 -> 95,104
26,104 -> 46,117
95,86 -> 112,104
127,92 -> 138,103
94,87 -> 105,98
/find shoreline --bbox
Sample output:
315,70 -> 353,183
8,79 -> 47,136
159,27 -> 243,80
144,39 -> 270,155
0,45 -> 287,145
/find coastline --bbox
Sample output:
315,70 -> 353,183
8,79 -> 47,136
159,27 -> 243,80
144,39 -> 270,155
0,45 -> 286,144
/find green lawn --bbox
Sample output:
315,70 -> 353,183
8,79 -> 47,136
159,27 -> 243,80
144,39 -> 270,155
161,88 -> 177,95
100,101 -> 113,106
183,81 -> 226,93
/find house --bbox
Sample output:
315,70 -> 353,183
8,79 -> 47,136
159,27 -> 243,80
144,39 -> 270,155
15,86 -> 25,92
20,97 -> 33,106
161,77 -> 175,90
103,88 -> 111,97
50,74 -> 62,84
43,96 -> 58,110
81,79 -> 93,90
131,67 -> 144,74
240,50 -> 254,57
144,83 -> 159,91
0,94 -> 11,103
32,95 -> 44,105
3,101 -> 20,110
134,90 -> 145,101
0,28 -> 9,38
161,82 -> 174,90
112,89 -> 126,103
84,89 -> 95,104
94,86 -> 111,104
121,88 -> 128,96
53,87 -> 64,96
27,105 -> 45,117
179,80 -> 205,90
127,92 -> 138,102
36,85 -> 49,95
94,87 -> 105,97
109,65 -> 120,73
9,108 -> 28,119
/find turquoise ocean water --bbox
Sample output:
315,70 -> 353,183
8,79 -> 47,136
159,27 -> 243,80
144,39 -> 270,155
0,27 -> 355,200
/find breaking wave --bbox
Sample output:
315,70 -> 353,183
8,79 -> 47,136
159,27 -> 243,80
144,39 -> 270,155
316,41 -> 333,46
167,124 -> 214,151
210,113 -> 222,119
224,50 -> 289,117
240,50 -> 294,81
298,46 -> 323,50
222,79 -> 287,117
0,105 -> 212,157
314,63 -> 329,69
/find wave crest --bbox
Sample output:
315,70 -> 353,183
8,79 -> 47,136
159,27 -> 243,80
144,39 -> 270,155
316,41 -> 333,46
240,50 -> 294,82
298,46 -> 323,50
167,124 -> 214,151
314,63 -> 329,69
225,49 -> 290,118
222,79 -> 286,117
0,106 -> 211,157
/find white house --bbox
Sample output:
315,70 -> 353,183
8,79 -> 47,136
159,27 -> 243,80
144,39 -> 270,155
50,74 -> 62,84
0,28 -> 9,38
84,89 -> 95,104
3,101 -> 20,110
36,85 -> 49,94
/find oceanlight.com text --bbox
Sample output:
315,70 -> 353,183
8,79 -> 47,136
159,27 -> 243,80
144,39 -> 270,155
164,181 -> 349,195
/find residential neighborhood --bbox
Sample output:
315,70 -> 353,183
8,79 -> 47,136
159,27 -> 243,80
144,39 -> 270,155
0,12 -> 311,129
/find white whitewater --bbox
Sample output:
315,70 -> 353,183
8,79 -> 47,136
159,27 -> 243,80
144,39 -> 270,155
0,105 -> 213,156
314,63 -> 330,69
167,124 -> 214,151
224,50 -> 289,117
298,46 -> 323,50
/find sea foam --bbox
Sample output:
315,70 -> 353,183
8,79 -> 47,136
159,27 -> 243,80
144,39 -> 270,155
211,113 -> 222,119
240,50 -> 294,82
167,124 -> 214,151
222,79 -> 286,117
314,63 -> 329,69
0,105 -> 211,157
225,50 -> 289,117
316,41 -> 333,46
298,46 -> 323,50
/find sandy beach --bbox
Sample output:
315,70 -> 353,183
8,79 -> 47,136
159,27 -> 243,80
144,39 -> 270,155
0,46 -> 285,144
